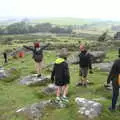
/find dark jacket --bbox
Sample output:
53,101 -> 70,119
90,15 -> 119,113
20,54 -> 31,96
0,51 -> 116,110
23,43 -> 49,62
51,57 -> 70,86
107,59 -> 120,87
79,50 -> 92,69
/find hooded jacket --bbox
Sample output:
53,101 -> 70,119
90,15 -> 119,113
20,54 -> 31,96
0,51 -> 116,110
51,57 -> 70,86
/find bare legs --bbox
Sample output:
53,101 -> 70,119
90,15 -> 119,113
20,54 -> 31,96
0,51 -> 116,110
35,61 -> 42,75
56,85 -> 68,98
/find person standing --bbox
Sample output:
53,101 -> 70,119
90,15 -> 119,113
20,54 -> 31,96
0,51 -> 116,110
78,44 -> 93,87
51,48 -> 70,102
107,48 -> 120,111
23,42 -> 50,77
3,51 -> 8,63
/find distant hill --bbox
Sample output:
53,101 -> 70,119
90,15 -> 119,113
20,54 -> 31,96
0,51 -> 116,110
1,17 -> 120,32
30,17 -> 94,25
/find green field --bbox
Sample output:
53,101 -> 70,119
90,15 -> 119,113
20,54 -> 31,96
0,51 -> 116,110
0,36 -> 120,120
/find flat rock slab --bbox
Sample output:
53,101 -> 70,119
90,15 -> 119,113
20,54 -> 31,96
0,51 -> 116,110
0,67 -> 15,79
75,97 -> 103,119
16,99 -> 68,120
0,67 -> 7,79
42,84 -> 57,95
16,101 -> 50,120
20,74 -> 50,86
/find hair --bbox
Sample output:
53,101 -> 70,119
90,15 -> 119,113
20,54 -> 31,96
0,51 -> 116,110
34,42 -> 40,48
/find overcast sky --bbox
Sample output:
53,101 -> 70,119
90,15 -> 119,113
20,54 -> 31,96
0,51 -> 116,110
0,0 -> 120,20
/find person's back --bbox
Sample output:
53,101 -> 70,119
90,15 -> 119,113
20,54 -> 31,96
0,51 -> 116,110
23,42 -> 50,77
52,57 -> 69,86
33,47 -> 43,62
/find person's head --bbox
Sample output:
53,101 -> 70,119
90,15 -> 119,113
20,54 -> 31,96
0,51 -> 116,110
79,44 -> 85,52
58,48 -> 69,59
34,42 -> 40,48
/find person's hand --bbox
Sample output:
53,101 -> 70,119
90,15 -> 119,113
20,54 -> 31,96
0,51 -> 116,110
89,70 -> 93,74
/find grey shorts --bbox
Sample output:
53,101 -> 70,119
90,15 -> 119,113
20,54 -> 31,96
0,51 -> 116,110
80,67 -> 88,77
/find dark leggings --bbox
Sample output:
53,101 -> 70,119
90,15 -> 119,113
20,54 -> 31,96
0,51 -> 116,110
112,86 -> 119,109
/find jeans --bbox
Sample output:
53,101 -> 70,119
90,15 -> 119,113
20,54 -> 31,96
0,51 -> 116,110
112,86 -> 119,109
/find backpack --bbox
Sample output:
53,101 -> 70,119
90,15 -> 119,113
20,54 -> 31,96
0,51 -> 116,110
33,48 -> 43,62
117,74 -> 120,86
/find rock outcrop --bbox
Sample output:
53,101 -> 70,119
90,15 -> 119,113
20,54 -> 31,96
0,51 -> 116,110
75,97 -> 103,119
20,74 -> 50,86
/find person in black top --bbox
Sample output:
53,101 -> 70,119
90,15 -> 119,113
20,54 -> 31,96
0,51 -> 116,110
23,42 -> 50,77
107,48 -> 120,111
51,48 -> 70,102
78,44 -> 93,87
3,51 -> 8,63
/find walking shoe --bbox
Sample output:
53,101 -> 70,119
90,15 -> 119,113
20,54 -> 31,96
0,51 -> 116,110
61,96 -> 69,103
55,97 -> 61,103
83,83 -> 88,87
37,74 -> 41,78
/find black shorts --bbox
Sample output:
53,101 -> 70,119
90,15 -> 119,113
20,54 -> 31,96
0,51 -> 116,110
55,79 -> 70,86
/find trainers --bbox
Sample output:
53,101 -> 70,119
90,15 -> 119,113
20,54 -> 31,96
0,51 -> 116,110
55,97 -> 61,103
83,83 -> 87,87
37,74 -> 41,78
61,96 -> 69,103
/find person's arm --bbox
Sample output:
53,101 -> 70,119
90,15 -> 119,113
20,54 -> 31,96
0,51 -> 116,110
107,62 -> 117,84
23,45 -> 34,51
40,43 -> 50,51
51,64 -> 55,83
64,63 -> 70,81
88,53 -> 92,69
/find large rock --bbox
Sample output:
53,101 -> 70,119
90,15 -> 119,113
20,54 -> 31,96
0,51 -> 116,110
20,74 -> 50,86
94,62 -> 113,72
67,51 -> 106,64
16,99 -> 67,120
90,51 -> 106,63
43,84 -> 57,95
75,97 -> 103,119
0,67 -> 8,79
0,67 -> 14,79
16,101 -> 50,120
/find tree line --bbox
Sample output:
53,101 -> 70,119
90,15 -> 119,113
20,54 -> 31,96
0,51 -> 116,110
0,22 -> 72,34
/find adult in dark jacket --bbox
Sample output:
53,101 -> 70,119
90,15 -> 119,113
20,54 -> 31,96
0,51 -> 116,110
107,48 -> 120,111
51,49 -> 70,102
78,45 -> 93,86
23,42 -> 49,77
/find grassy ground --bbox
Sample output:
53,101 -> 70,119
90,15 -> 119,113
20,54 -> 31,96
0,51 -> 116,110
0,47 -> 120,120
